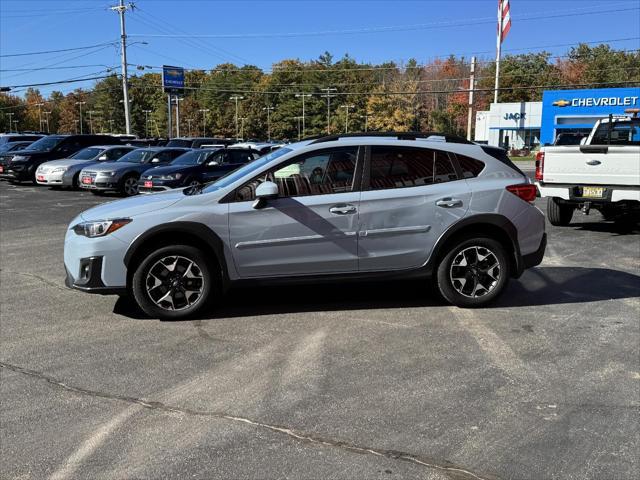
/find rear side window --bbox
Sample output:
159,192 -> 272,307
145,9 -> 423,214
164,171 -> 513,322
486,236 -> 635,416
455,154 -> 485,178
229,150 -> 255,164
368,146 -> 458,190
591,120 -> 640,146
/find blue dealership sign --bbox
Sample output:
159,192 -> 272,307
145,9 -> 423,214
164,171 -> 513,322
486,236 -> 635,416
540,87 -> 640,144
162,65 -> 185,93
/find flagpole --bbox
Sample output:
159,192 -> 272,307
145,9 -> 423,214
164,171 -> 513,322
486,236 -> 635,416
494,1 -> 503,104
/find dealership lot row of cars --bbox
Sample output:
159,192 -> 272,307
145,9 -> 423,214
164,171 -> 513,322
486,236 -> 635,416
0,133 -> 283,196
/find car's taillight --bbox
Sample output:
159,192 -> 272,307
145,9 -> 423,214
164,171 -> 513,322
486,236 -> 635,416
535,151 -> 544,182
506,183 -> 537,203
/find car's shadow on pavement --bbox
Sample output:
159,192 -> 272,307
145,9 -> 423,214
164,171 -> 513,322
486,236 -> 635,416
112,266 -> 640,321
568,220 -> 640,236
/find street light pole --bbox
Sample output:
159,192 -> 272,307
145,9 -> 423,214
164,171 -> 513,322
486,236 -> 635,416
320,87 -> 337,135
294,116 -> 303,141
340,104 -> 355,133
7,112 -> 14,132
359,113 -> 369,132
262,106 -> 274,142
186,118 -> 193,137
35,102 -> 44,131
44,111 -> 51,133
230,95 -> 244,140
199,109 -> 210,136
295,93 -> 312,138
143,109 -> 152,137
87,110 -> 97,134
75,101 -> 86,134
239,117 -> 247,139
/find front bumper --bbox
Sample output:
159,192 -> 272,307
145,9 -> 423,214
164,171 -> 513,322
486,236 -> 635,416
139,179 -> 181,194
36,170 -> 65,185
0,164 -> 30,181
78,177 -> 121,191
64,256 -> 126,295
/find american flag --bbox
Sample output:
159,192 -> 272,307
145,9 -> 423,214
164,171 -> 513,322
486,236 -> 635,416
498,0 -> 512,43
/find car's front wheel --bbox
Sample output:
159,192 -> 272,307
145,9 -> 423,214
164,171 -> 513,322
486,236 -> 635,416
436,237 -> 509,308
121,175 -> 139,196
131,245 -> 214,320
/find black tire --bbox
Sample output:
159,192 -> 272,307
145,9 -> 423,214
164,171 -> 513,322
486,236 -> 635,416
547,197 -> 574,226
90,190 -> 102,196
131,245 -> 216,320
72,173 -> 80,189
436,237 -> 510,308
120,174 -> 139,196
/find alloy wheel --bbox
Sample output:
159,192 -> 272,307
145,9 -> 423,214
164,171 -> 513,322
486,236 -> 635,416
124,177 -> 139,196
449,246 -> 501,298
145,255 -> 205,311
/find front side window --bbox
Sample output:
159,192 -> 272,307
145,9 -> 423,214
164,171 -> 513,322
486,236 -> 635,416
27,136 -> 65,151
234,146 -> 358,202
368,146 -> 458,190
70,147 -> 103,160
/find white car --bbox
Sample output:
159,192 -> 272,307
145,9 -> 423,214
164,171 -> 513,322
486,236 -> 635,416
36,145 -> 137,188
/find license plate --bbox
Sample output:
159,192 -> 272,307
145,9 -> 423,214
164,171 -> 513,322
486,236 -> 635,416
144,181 -> 153,188
582,186 -> 604,198
37,175 -> 45,182
81,176 -> 93,185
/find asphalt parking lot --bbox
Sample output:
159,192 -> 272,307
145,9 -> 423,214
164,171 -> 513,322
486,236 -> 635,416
1,174 -> 639,480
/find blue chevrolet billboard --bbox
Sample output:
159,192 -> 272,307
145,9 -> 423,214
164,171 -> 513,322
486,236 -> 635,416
540,87 -> 640,144
162,65 -> 185,93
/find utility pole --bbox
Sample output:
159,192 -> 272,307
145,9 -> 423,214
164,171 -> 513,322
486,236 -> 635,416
111,1 -> 134,134
186,118 -> 193,137
12,119 -> 18,132
239,117 -> 247,140
294,116 -> 303,141
340,104 -> 355,133
262,106 -> 274,142
199,109 -> 209,136
35,102 -> 44,131
467,56 -> 476,141
229,95 -> 244,140
7,112 -> 14,132
320,88 -> 337,135
75,101 -> 86,134
359,113 -> 369,132
295,93 -> 311,138
142,109 -> 152,137
43,111 -> 51,133
88,110 -> 97,134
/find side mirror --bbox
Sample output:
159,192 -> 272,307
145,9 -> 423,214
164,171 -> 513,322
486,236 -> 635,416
253,181 -> 278,209
151,157 -> 161,163
98,155 -> 108,161
207,160 -> 220,166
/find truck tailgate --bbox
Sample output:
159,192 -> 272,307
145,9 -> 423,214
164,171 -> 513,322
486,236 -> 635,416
542,146 -> 640,186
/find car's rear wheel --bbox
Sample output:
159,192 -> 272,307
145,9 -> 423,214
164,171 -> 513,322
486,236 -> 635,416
436,237 -> 509,308
131,245 -> 214,320
547,197 -> 574,226
121,175 -> 139,196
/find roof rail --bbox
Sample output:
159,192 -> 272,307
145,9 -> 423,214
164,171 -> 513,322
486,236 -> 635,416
309,131 -> 473,145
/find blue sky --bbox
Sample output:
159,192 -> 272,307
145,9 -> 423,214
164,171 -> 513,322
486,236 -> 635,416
1,0 -> 639,96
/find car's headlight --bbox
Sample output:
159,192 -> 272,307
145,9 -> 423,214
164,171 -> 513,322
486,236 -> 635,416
72,218 -> 132,238
97,171 -> 117,177
11,155 -> 28,162
52,167 -> 68,173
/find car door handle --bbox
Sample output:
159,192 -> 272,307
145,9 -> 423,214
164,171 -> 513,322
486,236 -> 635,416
329,204 -> 357,215
436,198 -> 463,208
586,160 -> 601,166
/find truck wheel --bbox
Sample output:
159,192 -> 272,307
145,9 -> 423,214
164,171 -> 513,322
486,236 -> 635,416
547,198 -> 574,226
436,236 -> 510,308
132,245 -> 216,320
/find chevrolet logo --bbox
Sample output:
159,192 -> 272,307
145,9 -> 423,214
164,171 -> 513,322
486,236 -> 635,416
552,99 -> 571,107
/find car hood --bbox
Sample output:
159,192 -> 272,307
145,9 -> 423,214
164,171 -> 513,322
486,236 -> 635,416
40,158 -> 101,168
80,188 -> 186,220
85,161 -> 142,173
145,164 -> 195,177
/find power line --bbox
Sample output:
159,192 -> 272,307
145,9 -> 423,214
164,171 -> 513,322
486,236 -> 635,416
128,6 -> 640,39
0,64 -> 118,73
0,41 -> 118,58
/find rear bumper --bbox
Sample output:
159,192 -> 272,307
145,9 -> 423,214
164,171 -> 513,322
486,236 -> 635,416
522,233 -> 546,270
537,182 -> 640,203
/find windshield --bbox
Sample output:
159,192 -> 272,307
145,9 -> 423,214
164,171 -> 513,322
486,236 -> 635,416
171,150 -> 216,165
165,139 -> 192,148
592,119 -> 640,146
24,136 -> 65,151
70,147 -> 103,160
116,149 -> 155,164
200,147 -> 292,194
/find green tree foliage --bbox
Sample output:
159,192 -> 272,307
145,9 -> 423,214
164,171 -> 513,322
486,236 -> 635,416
1,44 -> 637,138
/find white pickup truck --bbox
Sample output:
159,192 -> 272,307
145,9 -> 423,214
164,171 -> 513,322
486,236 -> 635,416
536,110 -> 640,226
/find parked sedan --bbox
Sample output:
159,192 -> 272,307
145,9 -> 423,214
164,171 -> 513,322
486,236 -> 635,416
35,145 -> 137,188
78,147 -> 190,196
138,147 -> 259,193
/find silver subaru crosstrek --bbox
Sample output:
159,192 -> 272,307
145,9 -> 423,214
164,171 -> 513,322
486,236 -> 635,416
64,133 -> 546,320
